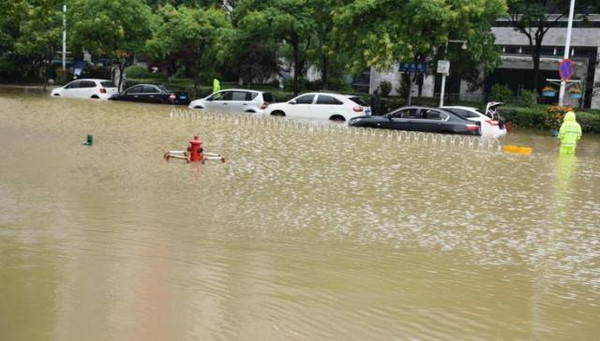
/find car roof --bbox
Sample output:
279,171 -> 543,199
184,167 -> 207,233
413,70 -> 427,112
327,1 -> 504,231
217,88 -> 265,93
442,106 -> 479,111
70,78 -> 112,82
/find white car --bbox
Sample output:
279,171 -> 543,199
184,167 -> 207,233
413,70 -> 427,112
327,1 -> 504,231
188,89 -> 274,114
50,78 -> 118,100
265,92 -> 371,122
441,102 -> 507,139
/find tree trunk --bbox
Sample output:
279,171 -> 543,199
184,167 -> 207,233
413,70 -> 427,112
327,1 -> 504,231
532,43 -> 542,94
292,34 -> 300,96
117,63 -> 125,92
322,54 -> 329,90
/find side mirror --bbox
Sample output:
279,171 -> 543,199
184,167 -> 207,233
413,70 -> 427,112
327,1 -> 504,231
289,100 -> 297,105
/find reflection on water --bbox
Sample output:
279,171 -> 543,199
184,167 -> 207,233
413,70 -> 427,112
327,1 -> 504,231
1,90 -> 599,340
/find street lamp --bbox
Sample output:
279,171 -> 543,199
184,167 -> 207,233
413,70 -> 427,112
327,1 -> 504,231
438,40 -> 467,107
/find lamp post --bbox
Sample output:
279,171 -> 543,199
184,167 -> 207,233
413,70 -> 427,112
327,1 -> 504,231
558,0 -> 576,107
438,40 -> 467,107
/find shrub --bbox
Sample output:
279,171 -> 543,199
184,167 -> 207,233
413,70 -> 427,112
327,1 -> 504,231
125,65 -> 151,79
489,84 -> 514,104
520,89 -> 537,107
501,105 -> 600,133
378,80 -> 392,97
545,105 -> 572,131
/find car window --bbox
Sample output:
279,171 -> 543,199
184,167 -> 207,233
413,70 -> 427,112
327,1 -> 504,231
422,109 -> 447,120
231,91 -> 247,101
445,108 -> 479,118
101,81 -> 116,88
125,86 -> 143,95
294,94 -> 314,104
142,85 -> 160,94
244,92 -> 258,101
349,96 -> 368,106
393,108 -> 418,118
65,81 -> 81,89
81,81 -> 96,88
316,95 -> 343,105
262,92 -> 274,103
211,91 -> 231,101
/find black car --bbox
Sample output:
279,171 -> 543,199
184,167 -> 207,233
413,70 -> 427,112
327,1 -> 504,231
348,106 -> 481,135
109,84 -> 190,105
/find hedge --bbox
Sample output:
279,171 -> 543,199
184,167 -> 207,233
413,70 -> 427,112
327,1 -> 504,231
502,106 -> 600,133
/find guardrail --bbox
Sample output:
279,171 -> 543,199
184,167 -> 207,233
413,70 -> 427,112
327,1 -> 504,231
169,109 -> 502,152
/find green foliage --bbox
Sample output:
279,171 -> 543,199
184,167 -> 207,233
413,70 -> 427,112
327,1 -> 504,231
70,0 -> 152,60
125,65 -> 151,79
501,105 -> 600,133
519,89 -> 537,107
489,84 -> 514,104
378,80 -> 392,97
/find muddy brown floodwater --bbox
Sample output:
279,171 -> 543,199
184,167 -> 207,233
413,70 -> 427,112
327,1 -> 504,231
1,88 -> 599,340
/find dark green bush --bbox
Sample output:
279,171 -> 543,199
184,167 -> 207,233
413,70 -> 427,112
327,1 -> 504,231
489,84 -> 514,104
125,65 -> 151,79
378,80 -> 392,97
519,89 -> 537,107
502,106 -> 600,133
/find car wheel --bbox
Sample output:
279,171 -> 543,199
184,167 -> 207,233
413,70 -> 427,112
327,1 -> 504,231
246,110 -> 255,113
191,106 -> 205,110
271,110 -> 285,117
329,115 -> 345,122
53,93 -> 60,96
91,95 -> 99,99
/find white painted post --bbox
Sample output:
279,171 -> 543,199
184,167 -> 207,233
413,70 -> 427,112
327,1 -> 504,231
439,41 -> 448,107
62,3 -> 66,71
558,0 -> 576,107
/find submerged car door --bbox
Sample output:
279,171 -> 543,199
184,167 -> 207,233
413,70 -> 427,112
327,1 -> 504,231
209,91 -> 232,112
417,109 -> 448,133
62,80 -> 83,98
289,94 -> 315,118
123,85 -> 143,102
386,108 -> 419,130
228,91 -> 251,113
141,85 -> 163,103
315,94 -> 344,120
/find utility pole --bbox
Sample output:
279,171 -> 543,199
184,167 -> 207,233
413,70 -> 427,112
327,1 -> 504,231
62,2 -> 67,71
438,40 -> 466,107
558,0 -> 576,107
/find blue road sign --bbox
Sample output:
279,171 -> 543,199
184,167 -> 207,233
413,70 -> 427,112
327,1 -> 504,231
399,63 -> 428,73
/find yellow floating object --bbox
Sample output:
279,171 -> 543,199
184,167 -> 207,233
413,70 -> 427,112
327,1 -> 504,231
502,145 -> 533,154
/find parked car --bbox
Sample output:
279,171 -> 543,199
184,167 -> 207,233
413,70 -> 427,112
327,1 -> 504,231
265,92 -> 371,122
441,102 -> 506,139
188,89 -> 274,114
348,106 -> 481,135
50,78 -> 118,100
109,84 -> 190,105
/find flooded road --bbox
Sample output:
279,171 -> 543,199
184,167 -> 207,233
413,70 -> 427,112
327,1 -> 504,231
1,89 -> 599,340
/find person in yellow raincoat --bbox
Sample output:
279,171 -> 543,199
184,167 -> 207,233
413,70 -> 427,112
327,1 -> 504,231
558,111 -> 582,155
212,78 -> 221,94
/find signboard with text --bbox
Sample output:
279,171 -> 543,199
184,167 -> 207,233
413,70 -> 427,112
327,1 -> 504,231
437,60 -> 450,74
399,63 -> 428,73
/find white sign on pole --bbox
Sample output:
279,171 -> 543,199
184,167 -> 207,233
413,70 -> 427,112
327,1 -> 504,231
437,60 -> 450,74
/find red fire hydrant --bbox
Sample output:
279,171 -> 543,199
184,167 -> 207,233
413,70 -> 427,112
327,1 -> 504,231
187,136 -> 204,163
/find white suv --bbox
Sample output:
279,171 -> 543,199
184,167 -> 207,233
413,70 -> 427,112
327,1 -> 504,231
188,89 -> 274,115
50,78 -> 118,100
265,92 -> 371,122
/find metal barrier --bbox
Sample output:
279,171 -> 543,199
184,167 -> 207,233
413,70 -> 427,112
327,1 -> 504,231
169,109 -> 502,152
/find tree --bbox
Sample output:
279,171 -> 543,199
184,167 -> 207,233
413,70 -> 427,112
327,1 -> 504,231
14,0 -> 64,90
506,0 -> 597,94
146,4 -> 231,95
70,0 -> 152,90
332,0 -> 506,102
235,0 -> 316,95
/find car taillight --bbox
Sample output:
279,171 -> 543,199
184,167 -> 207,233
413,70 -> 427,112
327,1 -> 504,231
466,124 -> 480,131
260,103 -> 268,110
352,106 -> 363,112
99,88 -> 106,94
485,119 -> 499,126
169,93 -> 176,101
